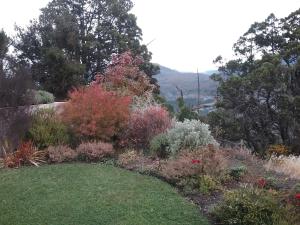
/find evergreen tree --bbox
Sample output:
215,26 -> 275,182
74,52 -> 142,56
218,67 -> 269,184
209,8 -> 300,155
14,0 -> 159,98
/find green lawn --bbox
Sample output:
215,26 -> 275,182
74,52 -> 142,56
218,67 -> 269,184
0,163 -> 208,225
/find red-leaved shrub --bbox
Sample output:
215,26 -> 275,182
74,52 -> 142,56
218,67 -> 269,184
121,105 -> 172,150
62,85 -> 131,141
76,142 -> 115,162
3,141 -> 46,168
47,145 -> 78,163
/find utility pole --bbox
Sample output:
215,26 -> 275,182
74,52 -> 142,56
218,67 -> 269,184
197,68 -> 200,107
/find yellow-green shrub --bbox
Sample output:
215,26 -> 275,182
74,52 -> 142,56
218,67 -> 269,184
27,109 -> 70,149
213,188 -> 289,225
198,175 -> 218,194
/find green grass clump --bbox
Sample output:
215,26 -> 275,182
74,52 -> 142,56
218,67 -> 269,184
0,163 -> 209,225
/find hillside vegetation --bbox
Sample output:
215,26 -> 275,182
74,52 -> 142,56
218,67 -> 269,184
155,66 -> 217,106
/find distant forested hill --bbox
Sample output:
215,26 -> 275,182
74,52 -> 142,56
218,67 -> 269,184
154,65 -> 217,107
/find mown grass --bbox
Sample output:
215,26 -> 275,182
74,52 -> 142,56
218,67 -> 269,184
0,163 -> 209,225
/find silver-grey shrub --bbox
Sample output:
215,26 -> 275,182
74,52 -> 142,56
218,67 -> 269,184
167,119 -> 218,155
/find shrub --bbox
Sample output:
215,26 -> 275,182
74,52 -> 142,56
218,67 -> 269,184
286,183 -> 300,206
159,151 -> 203,182
159,146 -> 228,183
200,145 -> 228,177
229,165 -> 247,181
267,144 -> 289,156
121,105 -> 172,150
33,90 -> 55,104
167,119 -> 218,155
92,51 -> 155,97
154,94 -> 174,115
118,150 -> 140,165
265,155 -> 300,179
177,177 -> 200,193
213,188 -> 289,225
47,145 -> 77,163
259,176 -> 280,190
198,175 -> 218,194
131,93 -> 159,111
62,85 -> 131,141
3,141 -> 46,168
149,133 -> 170,158
284,204 -> 300,225
219,148 -> 266,184
292,183 -> 300,194
116,150 -> 159,173
176,97 -> 199,122
76,142 -> 114,162
282,183 -> 300,225
117,150 -> 143,168
27,108 -> 70,149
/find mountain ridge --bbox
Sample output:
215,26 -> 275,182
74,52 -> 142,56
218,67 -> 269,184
154,65 -> 217,103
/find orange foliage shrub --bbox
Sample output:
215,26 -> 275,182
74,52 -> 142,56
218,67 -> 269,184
267,144 -> 289,156
62,85 -> 131,141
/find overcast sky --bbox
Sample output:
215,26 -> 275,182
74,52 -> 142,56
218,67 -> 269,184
0,0 -> 299,72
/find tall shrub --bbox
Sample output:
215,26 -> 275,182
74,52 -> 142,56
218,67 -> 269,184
62,85 -> 131,141
93,52 -> 155,96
